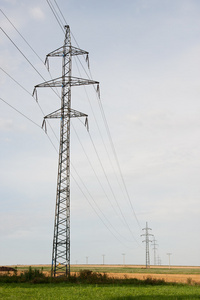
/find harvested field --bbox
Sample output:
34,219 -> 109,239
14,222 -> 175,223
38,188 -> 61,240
2,264 -> 200,284
70,264 -> 200,284
0,266 -> 16,272
104,272 -> 200,284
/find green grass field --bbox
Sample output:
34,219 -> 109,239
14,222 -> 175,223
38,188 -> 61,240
0,282 -> 200,299
1,266 -> 199,299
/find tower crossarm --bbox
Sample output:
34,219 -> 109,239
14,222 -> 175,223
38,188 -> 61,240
45,45 -> 89,58
34,76 -> 99,90
44,108 -> 88,119
44,45 -> 89,70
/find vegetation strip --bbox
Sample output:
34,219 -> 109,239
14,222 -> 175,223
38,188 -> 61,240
1,268 -> 200,299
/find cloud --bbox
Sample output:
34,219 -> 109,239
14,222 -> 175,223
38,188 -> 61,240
2,0 -> 17,4
29,6 -> 45,20
0,118 -> 13,131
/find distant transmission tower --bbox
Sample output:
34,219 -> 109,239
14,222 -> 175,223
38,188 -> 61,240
141,222 -> 153,268
34,25 -> 99,277
151,237 -> 158,265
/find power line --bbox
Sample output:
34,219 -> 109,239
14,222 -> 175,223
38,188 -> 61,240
0,30 -> 136,245
0,93 -> 130,248
88,129 -> 139,242
0,92 -> 130,247
0,27 -> 60,100
73,59 -> 134,231
46,0 -> 65,34
0,27 -> 45,81
0,96 -> 41,129
72,123 -> 138,244
0,8 -> 45,65
0,96 -> 59,153
71,164 -> 134,248
44,3 -> 141,236
2,2 -> 142,256
52,0 -> 82,49
53,0 -> 68,25
0,67 -> 59,143
0,8 -> 61,97
74,55 -> 130,211
45,1 -> 92,81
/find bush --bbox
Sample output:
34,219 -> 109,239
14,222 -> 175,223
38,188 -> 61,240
78,269 -> 108,283
143,276 -> 165,285
20,266 -> 46,282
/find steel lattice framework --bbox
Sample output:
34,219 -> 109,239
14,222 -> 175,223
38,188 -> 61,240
34,25 -> 99,276
141,222 -> 153,268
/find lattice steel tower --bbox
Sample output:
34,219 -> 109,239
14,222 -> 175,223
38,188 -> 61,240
34,25 -> 99,276
141,222 -> 153,268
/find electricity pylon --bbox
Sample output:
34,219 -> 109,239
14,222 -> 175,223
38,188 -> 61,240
151,236 -> 158,265
34,25 -> 99,277
141,222 -> 153,268
166,253 -> 172,269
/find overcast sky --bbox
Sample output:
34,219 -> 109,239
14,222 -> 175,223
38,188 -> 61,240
0,0 -> 200,267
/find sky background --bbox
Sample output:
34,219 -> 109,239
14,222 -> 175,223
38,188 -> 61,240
0,0 -> 200,267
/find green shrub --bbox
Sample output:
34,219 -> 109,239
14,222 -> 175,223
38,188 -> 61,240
20,266 -> 46,282
78,269 -> 108,283
143,276 -> 165,285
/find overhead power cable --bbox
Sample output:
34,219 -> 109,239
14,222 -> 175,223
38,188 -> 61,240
52,0 -> 81,49
0,96 -> 41,129
1,27 -> 45,81
99,100 -> 141,229
0,67 -> 59,143
0,91 -> 134,248
1,5 -> 141,247
45,2 -> 141,237
46,0 -> 65,34
0,27 -> 60,100
86,64 -> 141,229
71,164 -> 135,248
74,56 -> 128,202
0,96 -> 58,152
0,51 -> 136,247
87,129 -> 139,242
0,8 -> 45,65
0,8 -> 61,97
0,91 -> 126,246
46,0 -> 90,80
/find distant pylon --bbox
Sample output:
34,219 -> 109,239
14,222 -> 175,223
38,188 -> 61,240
34,25 -> 99,277
151,236 -> 158,265
141,222 -> 153,268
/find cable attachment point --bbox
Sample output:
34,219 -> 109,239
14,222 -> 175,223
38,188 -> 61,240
85,116 -> 89,132
32,87 -> 38,102
86,54 -> 90,69
96,83 -> 100,99
42,118 -> 47,133
45,56 -> 50,71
